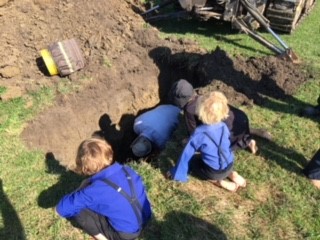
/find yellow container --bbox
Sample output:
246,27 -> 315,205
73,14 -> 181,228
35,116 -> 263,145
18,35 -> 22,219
40,49 -> 59,76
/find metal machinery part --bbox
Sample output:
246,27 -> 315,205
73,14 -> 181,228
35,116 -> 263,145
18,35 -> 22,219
176,0 -> 315,32
265,0 -> 316,32
141,0 -> 315,62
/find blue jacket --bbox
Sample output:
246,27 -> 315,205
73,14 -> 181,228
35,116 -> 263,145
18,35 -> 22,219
170,122 -> 234,182
56,163 -> 152,234
134,105 -> 180,149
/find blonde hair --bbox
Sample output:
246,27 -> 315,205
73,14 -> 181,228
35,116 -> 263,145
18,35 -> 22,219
73,138 -> 114,175
196,91 -> 229,124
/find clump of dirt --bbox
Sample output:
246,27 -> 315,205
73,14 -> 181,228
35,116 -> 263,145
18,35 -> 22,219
0,0 -> 308,165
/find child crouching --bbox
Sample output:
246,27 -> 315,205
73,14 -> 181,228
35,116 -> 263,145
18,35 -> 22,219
56,138 -> 152,240
167,91 -> 246,192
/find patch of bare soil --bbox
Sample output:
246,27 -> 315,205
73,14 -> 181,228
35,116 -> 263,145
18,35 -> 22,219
0,0 -> 309,166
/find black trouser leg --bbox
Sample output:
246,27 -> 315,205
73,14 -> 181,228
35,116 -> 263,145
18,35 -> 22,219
72,209 -> 121,240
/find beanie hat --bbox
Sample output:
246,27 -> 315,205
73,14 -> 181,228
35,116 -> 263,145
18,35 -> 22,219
169,79 -> 194,108
131,135 -> 152,157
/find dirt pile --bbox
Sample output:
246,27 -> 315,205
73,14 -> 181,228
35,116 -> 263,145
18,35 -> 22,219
148,46 -> 309,106
0,0 -> 309,165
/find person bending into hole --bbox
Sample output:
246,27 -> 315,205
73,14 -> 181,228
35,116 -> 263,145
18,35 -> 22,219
169,79 -> 272,155
130,104 -> 181,158
167,91 -> 246,192
56,138 -> 152,240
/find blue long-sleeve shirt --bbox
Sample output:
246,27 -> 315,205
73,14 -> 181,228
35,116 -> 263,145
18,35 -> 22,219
56,163 -> 152,234
134,105 -> 181,149
170,122 -> 234,182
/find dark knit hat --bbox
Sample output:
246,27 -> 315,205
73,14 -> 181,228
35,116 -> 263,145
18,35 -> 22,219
169,79 -> 194,108
131,135 -> 152,157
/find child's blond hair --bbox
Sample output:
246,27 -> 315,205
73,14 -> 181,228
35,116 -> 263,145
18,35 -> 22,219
196,91 -> 229,124
73,138 -> 114,175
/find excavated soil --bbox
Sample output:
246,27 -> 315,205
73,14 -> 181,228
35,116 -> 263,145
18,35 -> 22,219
0,0 -> 309,166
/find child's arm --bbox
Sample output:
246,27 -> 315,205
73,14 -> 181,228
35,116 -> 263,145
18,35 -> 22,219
184,109 -> 197,135
169,140 -> 196,182
56,181 -> 95,218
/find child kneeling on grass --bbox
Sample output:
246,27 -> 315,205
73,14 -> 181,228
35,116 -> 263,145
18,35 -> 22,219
167,91 -> 246,192
56,138 -> 152,240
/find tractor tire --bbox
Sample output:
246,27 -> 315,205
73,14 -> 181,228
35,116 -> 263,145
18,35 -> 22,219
265,0 -> 314,33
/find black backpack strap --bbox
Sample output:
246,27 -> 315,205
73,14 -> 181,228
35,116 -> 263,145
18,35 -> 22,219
101,167 -> 144,228
203,129 -> 230,167
121,167 -> 145,222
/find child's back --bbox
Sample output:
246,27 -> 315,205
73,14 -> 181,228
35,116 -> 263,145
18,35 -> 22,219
56,138 -> 152,240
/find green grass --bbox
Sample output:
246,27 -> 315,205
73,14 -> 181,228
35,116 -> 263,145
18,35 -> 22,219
0,2 -> 320,240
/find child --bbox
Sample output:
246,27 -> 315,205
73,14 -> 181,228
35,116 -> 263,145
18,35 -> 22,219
167,91 -> 246,192
169,79 -> 272,154
56,138 -> 152,240
131,104 -> 180,158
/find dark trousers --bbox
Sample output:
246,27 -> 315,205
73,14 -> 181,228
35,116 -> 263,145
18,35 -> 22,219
190,155 -> 234,181
72,209 -> 140,240
303,149 -> 320,180
225,106 -> 251,151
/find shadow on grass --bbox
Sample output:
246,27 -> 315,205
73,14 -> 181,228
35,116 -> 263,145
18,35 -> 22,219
142,210 -> 227,240
256,137 -> 308,174
37,152 -> 84,209
0,179 -> 26,240
152,18 -> 270,55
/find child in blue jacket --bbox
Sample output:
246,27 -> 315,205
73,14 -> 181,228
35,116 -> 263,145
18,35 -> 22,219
56,138 -> 152,240
130,104 -> 180,158
167,91 -> 246,192
168,79 -> 272,154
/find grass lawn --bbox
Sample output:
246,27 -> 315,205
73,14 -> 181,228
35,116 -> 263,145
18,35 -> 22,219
0,2 -> 319,240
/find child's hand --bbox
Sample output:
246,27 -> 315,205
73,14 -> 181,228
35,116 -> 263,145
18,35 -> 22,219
54,207 -> 60,216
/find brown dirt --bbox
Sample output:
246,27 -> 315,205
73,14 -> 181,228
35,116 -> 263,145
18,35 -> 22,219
0,0 -> 309,166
